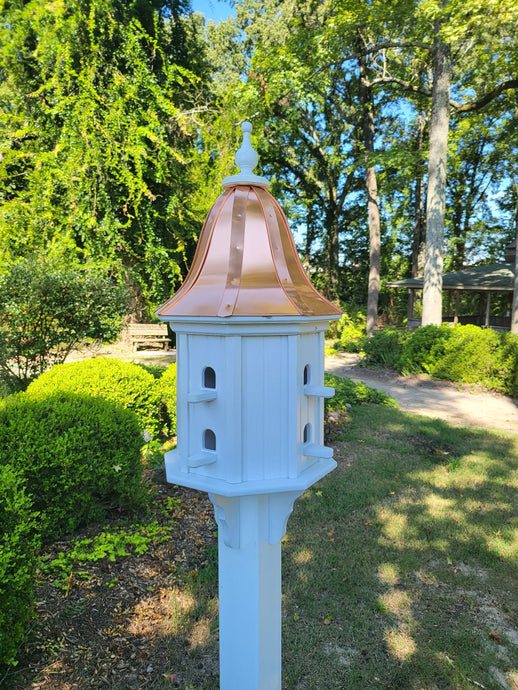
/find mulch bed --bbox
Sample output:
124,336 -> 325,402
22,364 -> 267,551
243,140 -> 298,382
3,477 -> 219,690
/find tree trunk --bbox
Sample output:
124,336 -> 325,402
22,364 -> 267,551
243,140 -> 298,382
422,24 -> 451,326
359,53 -> 381,335
366,162 -> 381,334
325,206 -> 340,296
409,112 -> 425,320
511,184 -> 518,334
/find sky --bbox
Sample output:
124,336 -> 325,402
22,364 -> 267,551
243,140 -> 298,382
189,0 -> 235,23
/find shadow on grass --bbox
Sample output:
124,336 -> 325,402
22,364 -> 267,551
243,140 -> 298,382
282,405 -> 518,689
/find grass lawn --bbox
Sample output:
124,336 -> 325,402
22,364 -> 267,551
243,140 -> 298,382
281,405 -> 518,689
5,404 -> 518,689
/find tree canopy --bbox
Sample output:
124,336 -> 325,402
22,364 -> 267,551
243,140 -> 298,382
0,0 -> 212,309
1,0 -> 517,325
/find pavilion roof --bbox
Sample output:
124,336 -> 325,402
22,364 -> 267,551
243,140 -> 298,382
386,263 -> 515,292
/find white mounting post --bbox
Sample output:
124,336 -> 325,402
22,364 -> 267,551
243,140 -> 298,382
209,491 -> 302,690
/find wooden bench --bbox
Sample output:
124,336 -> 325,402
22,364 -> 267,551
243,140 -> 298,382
128,323 -> 171,352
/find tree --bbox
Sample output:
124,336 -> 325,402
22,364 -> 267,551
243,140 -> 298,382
421,19 -> 451,325
0,255 -> 128,391
0,0 -> 211,308
371,1 -> 516,324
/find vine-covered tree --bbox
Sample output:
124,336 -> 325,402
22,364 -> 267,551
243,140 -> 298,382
0,0 -> 211,308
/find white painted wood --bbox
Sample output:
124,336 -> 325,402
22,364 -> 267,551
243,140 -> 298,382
187,390 -> 218,403
222,122 -> 270,189
304,384 -> 335,398
166,316 -> 335,492
187,451 -> 217,468
209,491 -> 302,690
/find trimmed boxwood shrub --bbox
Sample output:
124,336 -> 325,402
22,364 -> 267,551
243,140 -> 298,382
157,363 -> 177,437
500,332 -> 518,397
27,357 -> 165,438
0,465 -> 40,667
135,361 -> 177,437
362,324 -> 518,396
0,391 -> 146,540
430,325 -> 518,394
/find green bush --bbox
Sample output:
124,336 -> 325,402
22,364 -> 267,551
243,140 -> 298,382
361,329 -> 409,369
324,373 -> 398,410
0,465 -> 41,667
0,391 -> 146,541
27,358 -> 165,438
156,363 -> 177,437
430,325 -> 518,394
328,310 -> 366,352
398,325 -> 452,375
0,255 -> 127,392
360,324 -> 518,396
500,332 -> 518,397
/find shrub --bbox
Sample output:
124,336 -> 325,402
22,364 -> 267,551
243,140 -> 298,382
0,391 -> 146,540
430,325 -> 518,394
328,310 -> 366,352
136,363 -> 168,380
0,465 -> 41,667
324,373 -> 398,411
0,255 -> 127,392
361,329 -> 408,369
398,325 -> 452,375
500,332 -> 518,397
27,357 -> 165,438
156,363 -> 177,437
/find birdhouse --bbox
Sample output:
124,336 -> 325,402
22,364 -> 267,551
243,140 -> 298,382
155,122 -> 341,498
156,122 -> 343,689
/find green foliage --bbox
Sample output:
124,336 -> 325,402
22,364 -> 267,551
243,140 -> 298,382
0,465 -> 41,667
430,325 -> 518,395
363,324 -> 518,396
135,363 -> 168,380
0,391 -> 146,541
0,0 -> 210,305
27,357 -> 165,438
328,310 -> 366,352
324,373 -> 397,410
361,329 -> 409,370
0,255 -> 127,392
44,521 -> 170,590
156,362 -> 177,437
398,325 -> 452,375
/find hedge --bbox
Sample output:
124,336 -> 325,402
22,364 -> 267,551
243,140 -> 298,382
0,391 -> 146,541
362,324 -> 518,397
27,357 -> 165,438
0,465 -> 41,667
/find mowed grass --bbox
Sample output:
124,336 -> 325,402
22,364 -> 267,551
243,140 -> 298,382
281,405 -> 518,689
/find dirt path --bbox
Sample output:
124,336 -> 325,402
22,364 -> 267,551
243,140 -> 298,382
326,353 -> 518,434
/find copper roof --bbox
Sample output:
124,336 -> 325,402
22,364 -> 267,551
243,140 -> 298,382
155,123 -> 341,319
156,184 -> 341,318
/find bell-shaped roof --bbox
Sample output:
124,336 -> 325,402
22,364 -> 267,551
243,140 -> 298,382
155,123 -> 341,319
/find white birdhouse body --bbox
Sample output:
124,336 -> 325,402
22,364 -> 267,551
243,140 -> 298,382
162,315 -> 333,496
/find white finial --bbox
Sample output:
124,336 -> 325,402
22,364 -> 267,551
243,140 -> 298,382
222,122 -> 270,189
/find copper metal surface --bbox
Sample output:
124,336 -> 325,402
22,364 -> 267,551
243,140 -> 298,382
155,185 -> 342,318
